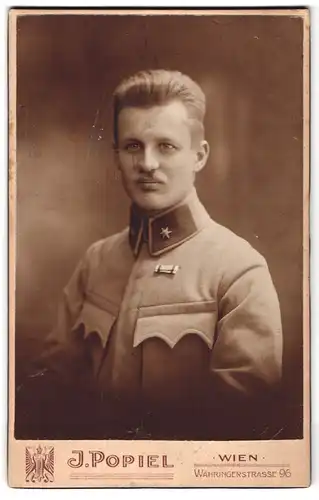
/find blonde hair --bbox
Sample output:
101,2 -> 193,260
113,69 -> 206,145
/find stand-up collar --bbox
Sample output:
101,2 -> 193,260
129,189 -> 211,257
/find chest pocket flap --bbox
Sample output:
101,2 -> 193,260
72,292 -> 118,348
133,300 -> 217,349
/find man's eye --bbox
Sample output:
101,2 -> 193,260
125,143 -> 141,152
159,143 -> 177,153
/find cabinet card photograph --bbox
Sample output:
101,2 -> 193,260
8,8 -> 310,488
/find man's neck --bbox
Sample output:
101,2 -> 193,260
132,188 -> 198,220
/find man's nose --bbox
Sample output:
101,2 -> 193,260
137,147 -> 159,172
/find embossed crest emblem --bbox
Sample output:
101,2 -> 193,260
25,445 -> 54,483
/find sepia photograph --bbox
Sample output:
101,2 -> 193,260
9,8 -> 310,488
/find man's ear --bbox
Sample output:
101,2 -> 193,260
194,140 -> 210,173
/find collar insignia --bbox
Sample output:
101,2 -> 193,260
128,192 -> 210,257
160,227 -> 172,239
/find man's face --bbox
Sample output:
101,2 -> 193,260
115,100 -> 209,212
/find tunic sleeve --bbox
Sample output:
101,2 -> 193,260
38,255 -> 90,382
208,246 -> 283,438
15,245 -> 99,439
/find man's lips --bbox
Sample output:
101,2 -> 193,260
136,178 -> 164,191
137,179 -> 162,184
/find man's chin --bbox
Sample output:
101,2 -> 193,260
131,192 -> 171,214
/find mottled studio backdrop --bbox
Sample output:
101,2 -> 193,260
16,14 -> 304,437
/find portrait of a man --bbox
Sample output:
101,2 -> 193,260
14,13 -> 304,443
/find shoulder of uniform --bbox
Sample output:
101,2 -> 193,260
206,222 -> 272,299
206,223 -> 280,317
83,228 -> 129,264
208,220 -> 266,266
202,221 -> 268,295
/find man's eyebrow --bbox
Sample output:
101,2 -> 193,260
120,137 -> 143,144
119,136 -> 183,147
157,136 -> 183,146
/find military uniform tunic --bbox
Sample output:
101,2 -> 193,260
17,190 -> 283,440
